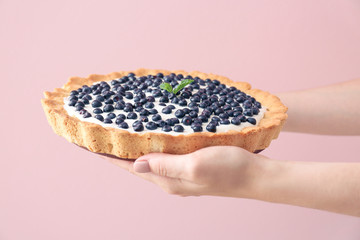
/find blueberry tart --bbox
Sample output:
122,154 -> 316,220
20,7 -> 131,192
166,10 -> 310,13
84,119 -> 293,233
41,69 -> 287,159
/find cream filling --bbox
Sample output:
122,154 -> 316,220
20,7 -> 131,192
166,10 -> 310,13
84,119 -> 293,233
63,81 -> 266,136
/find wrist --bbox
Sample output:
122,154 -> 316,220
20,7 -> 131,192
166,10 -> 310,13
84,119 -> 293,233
240,155 -> 287,200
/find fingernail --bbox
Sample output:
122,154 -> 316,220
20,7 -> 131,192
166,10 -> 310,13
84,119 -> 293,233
134,160 -> 150,173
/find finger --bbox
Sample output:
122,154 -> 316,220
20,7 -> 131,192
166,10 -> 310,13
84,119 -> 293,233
135,152 -> 190,179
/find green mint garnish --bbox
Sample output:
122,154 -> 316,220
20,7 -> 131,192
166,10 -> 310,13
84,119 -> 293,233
160,79 -> 194,94
159,82 -> 173,93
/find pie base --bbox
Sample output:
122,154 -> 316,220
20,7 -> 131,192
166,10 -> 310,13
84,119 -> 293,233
41,69 -> 287,159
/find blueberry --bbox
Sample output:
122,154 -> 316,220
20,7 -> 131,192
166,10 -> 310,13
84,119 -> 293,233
107,113 -> 116,119
135,107 -> 144,112
162,125 -> 172,132
125,92 -> 133,99
146,121 -> 157,130
81,98 -> 89,104
198,115 -> 208,123
247,117 -> 257,125
75,105 -> 84,111
190,96 -> 200,102
152,114 -> 162,121
70,90 -> 79,96
140,109 -> 150,116
175,109 -> 185,118
115,117 -> 124,124
235,96 -> 246,103
189,111 -> 198,118
127,112 -> 138,119
114,102 -> 125,110
124,105 -> 133,112
201,110 -> 211,118
103,104 -> 114,112
91,100 -> 101,108
183,108 -> 190,114
230,101 -> 240,107
83,112 -> 92,118
243,100 -> 253,108
219,112 -> 229,119
162,107 -> 172,114
69,96 -> 78,102
156,73 -> 164,78
170,118 -> 179,124
239,115 -> 247,122
84,95 -> 93,100
210,120 -> 220,126
171,97 -> 179,104
209,96 -> 218,103
206,123 -> 217,132
94,114 -> 104,122
252,107 -> 259,115
148,109 -> 158,115
139,98 -> 147,105
156,120 -> 167,127
133,96 -> 141,102
220,119 -> 230,125
188,102 -> 198,108
75,101 -> 85,108
168,104 -> 176,109
215,108 -> 224,115
104,118 -> 113,124
182,116 -> 192,125
79,109 -> 87,115
231,117 -> 241,125
179,99 -> 188,106
112,95 -> 123,102
223,104 -> 232,111
166,118 -> 179,126
132,120 -> 142,127
191,123 -> 203,132
189,106 -> 199,113
117,113 -> 126,119
147,96 -> 155,102
243,109 -> 253,116
233,106 -> 243,113
255,101 -> 262,108
212,116 -> 220,122
118,122 -> 128,129
68,99 -> 77,106
145,102 -> 154,109
139,116 -> 149,122
133,123 -> 144,132
174,125 -> 184,132
159,96 -> 169,103
233,111 -> 243,117
181,91 -> 191,99
152,90 -> 163,97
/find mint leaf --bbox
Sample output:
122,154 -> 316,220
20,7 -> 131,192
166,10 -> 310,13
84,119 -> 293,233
173,79 -> 194,94
160,82 -> 173,93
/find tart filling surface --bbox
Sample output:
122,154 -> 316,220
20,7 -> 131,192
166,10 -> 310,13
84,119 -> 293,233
63,72 -> 267,135
41,69 -> 287,159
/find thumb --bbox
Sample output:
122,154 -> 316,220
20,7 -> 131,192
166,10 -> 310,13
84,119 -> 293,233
134,153 -> 189,179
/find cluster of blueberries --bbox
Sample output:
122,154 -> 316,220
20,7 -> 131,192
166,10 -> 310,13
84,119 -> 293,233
67,72 -> 261,133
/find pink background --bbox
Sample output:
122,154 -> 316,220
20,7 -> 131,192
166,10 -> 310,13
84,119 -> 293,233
1,0 -> 360,239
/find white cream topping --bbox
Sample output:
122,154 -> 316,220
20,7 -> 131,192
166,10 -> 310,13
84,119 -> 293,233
63,80 -> 266,136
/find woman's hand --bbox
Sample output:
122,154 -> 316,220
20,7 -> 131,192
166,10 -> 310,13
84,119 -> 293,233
106,146 -> 360,217
106,146 -> 267,198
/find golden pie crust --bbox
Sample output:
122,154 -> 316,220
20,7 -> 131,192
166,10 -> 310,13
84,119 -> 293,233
41,69 -> 287,159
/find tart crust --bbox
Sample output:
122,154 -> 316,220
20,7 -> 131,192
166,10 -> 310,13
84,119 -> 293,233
41,69 -> 287,159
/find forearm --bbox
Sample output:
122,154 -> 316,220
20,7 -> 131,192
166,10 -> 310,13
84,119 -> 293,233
249,158 -> 360,217
277,79 -> 360,135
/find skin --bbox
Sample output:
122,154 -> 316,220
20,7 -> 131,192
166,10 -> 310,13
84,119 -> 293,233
105,79 -> 360,217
